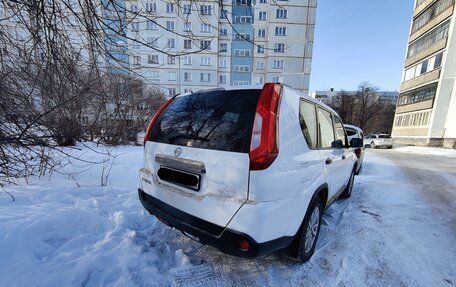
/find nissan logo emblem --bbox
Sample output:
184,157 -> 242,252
174,147 -> 182,157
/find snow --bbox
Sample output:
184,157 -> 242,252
1,144 -> 455,286
393,145 -> 456,158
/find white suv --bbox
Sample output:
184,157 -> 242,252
138,83 -> 363,262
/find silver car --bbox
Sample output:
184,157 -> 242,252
364,134 -> 393,149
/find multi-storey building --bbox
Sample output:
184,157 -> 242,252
124,0 -> 316,96
392,0 -> 456,148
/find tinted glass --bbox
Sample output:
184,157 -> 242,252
346,129 -> 357,136
333,116 -> 346,148
379,135 -> 391,139
149,89 -> 261,153
317,108 -> 335,148
299,100 -> 318,149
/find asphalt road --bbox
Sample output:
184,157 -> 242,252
369,148 -> 456,234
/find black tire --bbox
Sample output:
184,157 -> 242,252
341,168 -> 355,198
371,141 -> 376,149
387,145 -> 393,149
299,197 -> 323,262
355,162 -> 362,175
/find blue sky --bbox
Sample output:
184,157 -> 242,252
310,0 -> 415,92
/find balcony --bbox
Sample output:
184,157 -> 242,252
410,5 -> 454,43
400,69 -> 441,91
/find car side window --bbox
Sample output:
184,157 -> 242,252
317,108 -> 335,148
299,99 -> 318,149
333,116 -> 346,148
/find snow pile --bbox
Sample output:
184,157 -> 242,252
0,144 -> 455,286
393,145 -> 456,158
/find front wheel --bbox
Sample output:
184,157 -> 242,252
299,197 -> 323,262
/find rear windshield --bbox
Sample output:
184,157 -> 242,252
149,89 -> 261,153
346,130 -> 357,136
379,135 -> 391,139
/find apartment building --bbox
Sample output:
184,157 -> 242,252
124,0 -> 316,96
392,0 -> 456,148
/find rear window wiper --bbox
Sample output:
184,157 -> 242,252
168,133 -> 210,142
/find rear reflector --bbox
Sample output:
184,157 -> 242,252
238,238 -> 250,251
249,83 -> 282,170
354,148 -> 362,159
144,96 -> 176,146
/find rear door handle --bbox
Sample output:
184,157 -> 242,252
325,158 -> 333,165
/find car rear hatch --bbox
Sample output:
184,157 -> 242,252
378,134 -> 393,145
140,89 -> 262,232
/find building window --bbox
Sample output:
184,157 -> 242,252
184,72 -> 192,81
257,45 -> 265,54
200,5 -> 212,15
236,0 -> 252,6
200,40 -> 211,50
200,73 -> 211,82
411,0 -> 454,33
256,60 -> 265,69
167,55 -> 175,64
233,81 -> 250,86
234,16 -> 252,23
219,75 -> 227,84
183,56 -> 192,65
219,43 -> 228,52
272,76 -> 283,82
394,111 -> 432,127
235,33 -> 251,40
233,65 -> 251,72
148,37 -> 159,47
398,82 -> 438,106
148,55 -> 159,64
234,49 -> 251,56
169,88 -> 176,96
219,59 -> 228,68
147,20 -> 157,30
167,38 -> 175,48
166,3 -> 174,13
166,21 -> 175,31
220,28 -> 228,36
220,9 -> 228,19
131,21 -> 139,31
260,0 -> 267,3
130,5 -> 138,12
259,11 -> 267,20
276,9 -> 288,19
273,60 -> 284,69
407,20 -> 450,58
168,71 -> 176,81
274,43 -> 285,53
184,22 -> 191,31
258,28 -> 266,37
133,55 -> 141,65
145,2 -> 157,13
184,39 -> 192,49
201,56 -> 212,66
183,4 -> 191,14
275,27 -> 286,36
201,23 -> 212,32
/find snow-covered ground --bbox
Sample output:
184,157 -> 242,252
394,145 -> 456,158
1,145 -> 455,287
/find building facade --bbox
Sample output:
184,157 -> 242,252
124,0 -> 316,96
392,0 -> 456,148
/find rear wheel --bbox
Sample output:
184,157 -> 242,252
299,197 -> 323,262
371,141 -> 376,149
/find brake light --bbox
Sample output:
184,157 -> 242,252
238,238 -> 250,251
249,83 -> 282,170
143,96 -> 176,146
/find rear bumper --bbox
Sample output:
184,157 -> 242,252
138,188 -> 293,258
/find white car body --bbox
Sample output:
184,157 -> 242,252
364,134 -> 393,149
138,83 -> 358,260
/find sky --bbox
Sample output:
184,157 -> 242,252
310,0 -> 415,92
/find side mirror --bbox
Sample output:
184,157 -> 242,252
350,138 -> 363,148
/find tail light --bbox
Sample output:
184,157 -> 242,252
354,148 -> 362,159
249,83 -> 282,170
143,96 -> 176,146
238,238 -> 250,251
